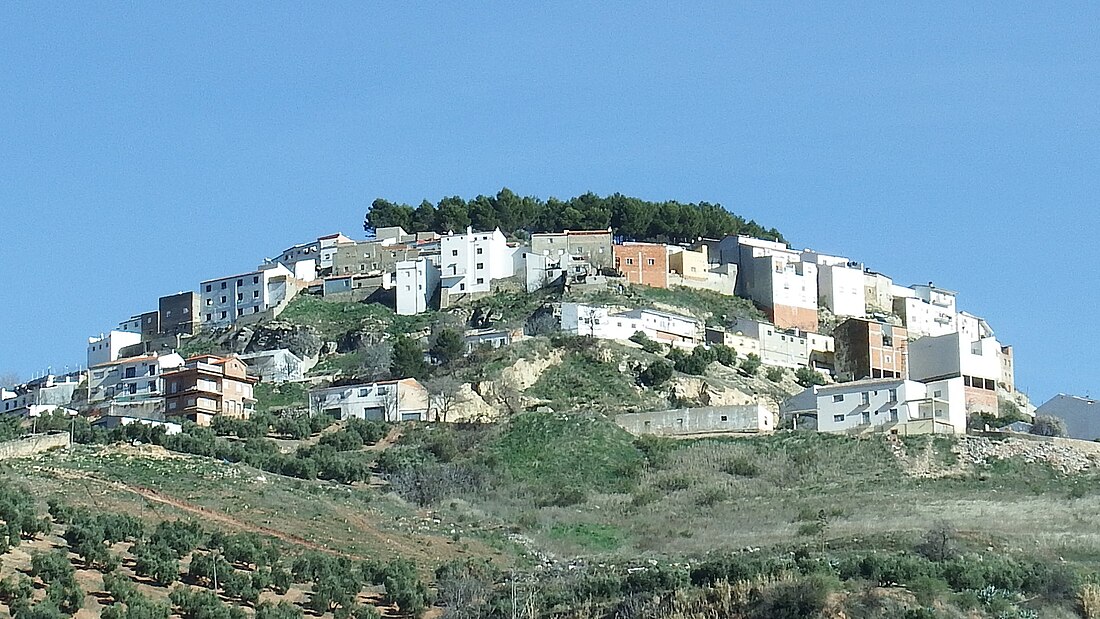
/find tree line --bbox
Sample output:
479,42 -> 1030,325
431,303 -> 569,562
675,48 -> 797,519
364,188 -> 785,244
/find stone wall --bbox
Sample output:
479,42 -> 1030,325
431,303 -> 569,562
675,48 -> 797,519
0,432 -> 70,460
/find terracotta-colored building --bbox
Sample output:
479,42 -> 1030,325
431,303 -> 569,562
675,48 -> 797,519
614,242 -> 669,288
833,318 -> 908,382
163,355 -> 258,426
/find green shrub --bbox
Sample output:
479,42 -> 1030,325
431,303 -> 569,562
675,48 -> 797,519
752,573 -> 836,619
740,353 -> 762,375
766,366 -> 785,382
637,360 -> 673,386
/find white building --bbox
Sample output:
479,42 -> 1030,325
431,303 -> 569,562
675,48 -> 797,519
308,378 -> 429,422
1,374 -> 81,418
439,227 -> 518,306
892,283 -> 959,338
783,376 -> 967,435
560,303 -> 700,346
89,352 -> 185,403
395,258 -> 441,315
721,238 -> 819,332
728,318 -> 811,369
87,331 -> 144,368
908,332 -> 1001,415
200,262 -> 296,328
817,263 -> 866,318
237,349 -> 309,382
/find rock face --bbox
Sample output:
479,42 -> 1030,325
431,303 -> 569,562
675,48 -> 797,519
338,328 -> 385,354
669,377 -> 756,407
243,321 -> 323,359
955,436 -> 1099,474
500,350 -> 563,391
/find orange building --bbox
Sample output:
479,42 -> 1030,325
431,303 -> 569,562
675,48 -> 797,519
614,242 -> 669,288
163,355 -> 258,426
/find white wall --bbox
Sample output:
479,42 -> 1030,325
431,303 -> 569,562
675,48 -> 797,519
87,331 -> 143,368
818,263 -> 865,318
813,377 -> 966,434
897,297 -> 957,338
200,263 -> 294,328
440,228 -> 514,296
396,258 -> 440,315
561,303 -> 699,345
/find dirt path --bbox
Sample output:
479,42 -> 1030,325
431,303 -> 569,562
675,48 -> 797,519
366,425 -> 403,452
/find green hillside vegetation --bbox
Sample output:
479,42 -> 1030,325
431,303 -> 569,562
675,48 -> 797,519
365,188 -> 785,243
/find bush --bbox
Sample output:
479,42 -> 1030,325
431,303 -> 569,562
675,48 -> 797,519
1030,415 -> 1067,437
914,522 -> 960,562
740,354 -> 762,376
133,543 -> 179,586
629,331 -> 662,354
766,366 -> 785,382
711,344 -> 737,367
255,601 -> 303,619
795,366 -> 826,387
753,573 -> 835,619
637,360 -> 673,387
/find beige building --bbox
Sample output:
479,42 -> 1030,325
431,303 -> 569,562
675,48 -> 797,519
163,355 -> 258,426
331,241 -> 421,277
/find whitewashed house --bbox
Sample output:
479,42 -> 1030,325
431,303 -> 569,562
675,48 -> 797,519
908,331 -> 1002,415
560,303 -> 700,346
87,331 -> 144,368
395,258 -> 441,315
782,376 -> 967,435
438,227 -> 519,307
892,283 -> 959,338
238,349 -> 309,382
308,378 -> 428,422
89,352 -> 185,403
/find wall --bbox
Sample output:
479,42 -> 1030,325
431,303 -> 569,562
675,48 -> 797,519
0,432 -> 69,459
615,404 -> 773,436
864,272 -> 893,313
818,264 -> 865,318
814,378 -> 965,434
159,292 -> 200,336
614,243 -> 669,288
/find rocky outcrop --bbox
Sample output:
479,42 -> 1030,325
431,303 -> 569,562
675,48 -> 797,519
338,328 -> 386,354
500,350 -> 563,391
242,321 -> 323,359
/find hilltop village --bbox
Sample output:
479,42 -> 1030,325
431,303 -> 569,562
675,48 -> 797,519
3,192 -> 1044,440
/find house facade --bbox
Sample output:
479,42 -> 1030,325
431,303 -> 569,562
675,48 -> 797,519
908,332 -> 1001,415
395,258 -> 441,315
237,349 -> 308,382
531,229 -> 614,271
163,355 -> 258,426
200,262 -> 296,328
87,331 -> 144,368
89,352 -> 185,403
308,378 -> 428,422
892,284 -> 959,338
833,318 -> 908,382
560,303 -> 700,346
159,292 -> 202,337
728,318 -> 811,369
317,233 -> 355,271
817,263 -> 866,319
615,404 -> 774,436
331,240 -> 420,277
783,376 -> 966,435
1,374 -> 81,418
438,227 -> 517,306
613,242 -> 669,288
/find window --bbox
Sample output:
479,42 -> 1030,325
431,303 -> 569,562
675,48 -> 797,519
168,401 -> 177,410
625,258 -> 634,265
459,283 -> 465,291
377,386 -> 390,395
205,313 -> 212,321
359,388 -> 370,397
861,412 -> 870,425
888,388 -> 897,401
476,263 -> 484,269
476,248 -> 483,254
832,394 -> 844,402
451,250 -> 458,256
933,390 -> 942,398
220,311 -> 227,319
147,381 -> 156,391
237,292 -> 243,301
833,414 -> 844,423
237,279 -> 243,286
220,296 -> 227,304
476,278 -> 484,285
220,282 -> 227,289
861,392 -> 870,405
205,285 -> 211,292
720,415 -> 728,422
889,408 -> 898,422
647,258 -> 655,266
253,291 -> 259,298
237,309 -> 244,316
170,382 -> 178,394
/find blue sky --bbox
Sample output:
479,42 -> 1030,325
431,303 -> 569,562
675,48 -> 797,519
1,3 -> 1097,403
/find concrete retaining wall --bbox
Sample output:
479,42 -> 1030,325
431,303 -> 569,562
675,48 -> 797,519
0,432 -> 70,459
616,404 -> 774,436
